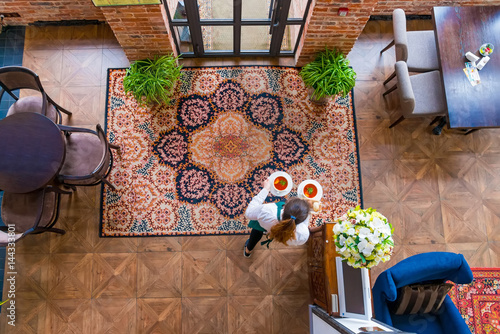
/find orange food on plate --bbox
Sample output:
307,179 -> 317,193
304,184 -> 318,198
274,176 -> 288,191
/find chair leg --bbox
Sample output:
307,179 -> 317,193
432,117 -> 448,135
389,116 -> 405,128
103,178 -> 116,190
383,70 -> 397,86
380,40 -> 395,54
464,129 -> 478,135
430,116 -> 443,126
63,184 -> 77,191
52,186 -> 73,195
383,83 -> 398,97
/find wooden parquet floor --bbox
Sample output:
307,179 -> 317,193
350,20 -> 500,280
1,21 -> 499,333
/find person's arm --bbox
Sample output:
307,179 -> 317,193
245,188 -> 269,220
245,178 -> 271,220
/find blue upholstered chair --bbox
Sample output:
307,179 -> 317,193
373,252 -> 473,334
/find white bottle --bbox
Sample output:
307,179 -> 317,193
465,51 -> 480,63
476,56 -> 490,70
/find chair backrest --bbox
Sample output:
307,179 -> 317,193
393,8 -> 409,62
372,252 -> 473,334
0,66 -> 49,117
0,187 -> 58,235
394,61 -> 415,116
93,124 -> 112,179
57,124 -> 113,185
0,66 -> 45,95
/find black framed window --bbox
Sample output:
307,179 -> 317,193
164,0 -> 312,57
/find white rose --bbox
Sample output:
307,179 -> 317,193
347,228 -> 355,236
368,234 -> 380,244
339,235 -> 347,247
372,217 -> 385,230
373,217 -> 391,236
333,223 -> 343,235
358,227 -> 372,239
358,239 -> 375,257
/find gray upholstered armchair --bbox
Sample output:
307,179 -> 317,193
381,8 -> 440,85
383,61 -> 446,128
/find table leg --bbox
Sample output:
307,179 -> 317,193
432,117 -> 447,135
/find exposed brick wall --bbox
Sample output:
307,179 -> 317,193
0,1 -> 173,62
296,0 -> 379,66
372,0 -> 500,15
297,0 -> 500,66
100,5 -> 174,61
0,1 -> 104,24
3,0 -> 500,65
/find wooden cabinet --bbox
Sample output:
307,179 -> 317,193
307,222 -> 340,316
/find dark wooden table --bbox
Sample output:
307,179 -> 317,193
433,6 -> 500,129
0,113 -> 65,193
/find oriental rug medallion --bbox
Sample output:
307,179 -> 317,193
449,268 -> 500,334
101,67 -> 361,237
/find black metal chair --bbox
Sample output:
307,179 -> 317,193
0,66 -> 72,124
57,124 -> 120,190
0,186 -> 67,246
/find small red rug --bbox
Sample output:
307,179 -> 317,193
449,268 -> 500,334
101,67 -> 361,237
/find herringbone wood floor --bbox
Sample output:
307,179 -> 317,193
1,20 -> 499,333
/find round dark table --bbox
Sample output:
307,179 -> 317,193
0,112 -> 65,193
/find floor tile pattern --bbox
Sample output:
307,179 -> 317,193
1,20 -> 499,333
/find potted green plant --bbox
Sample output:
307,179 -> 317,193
123,54 -> 182,106
300,48 -> 356,105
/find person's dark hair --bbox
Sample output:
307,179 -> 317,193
269,198 -> 310,245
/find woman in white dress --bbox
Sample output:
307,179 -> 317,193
243,178 -> 311,257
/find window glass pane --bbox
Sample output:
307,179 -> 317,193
175,26 -> 193,53
241,26 -> 271,51
288,0 -> 308,19
166,0 -> 180,17
242,0 -> 271,19
203,26 -> 233,51
198,0 -> 233,19
172,0 -> 188,21
281,25 -> 299,51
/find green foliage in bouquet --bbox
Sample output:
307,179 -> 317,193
123,54 -> 182,106
333,206 -> 394,269
300,48 -> 356,101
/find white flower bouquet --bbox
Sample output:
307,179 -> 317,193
333,206 -> 394,269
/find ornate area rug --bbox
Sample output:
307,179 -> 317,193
449,268 -> 500,334
101,66 -> 361,237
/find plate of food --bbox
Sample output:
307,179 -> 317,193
269,171 -> 293,197
297,179 -> 323,201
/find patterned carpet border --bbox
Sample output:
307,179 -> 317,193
100,66 -> 363,237
449,267 -> 500,334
